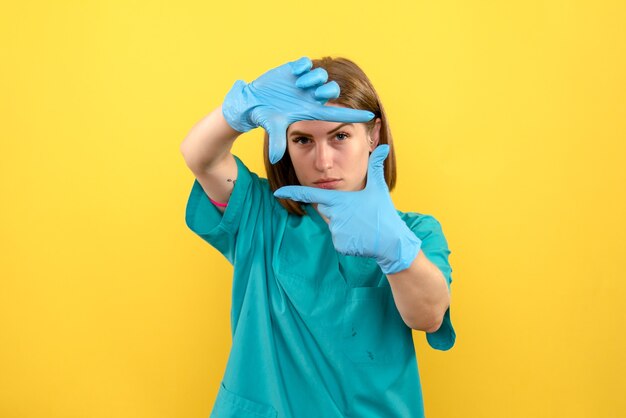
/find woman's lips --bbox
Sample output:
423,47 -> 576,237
313,180 -> 341,189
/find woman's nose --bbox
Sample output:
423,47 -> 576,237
314,142 -> 333,171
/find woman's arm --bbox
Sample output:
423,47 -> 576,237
386,250 -> 450,333
180,105 -> 240,213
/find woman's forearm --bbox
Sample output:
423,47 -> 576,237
387,250 -> 450,333
180,105 -> 241,173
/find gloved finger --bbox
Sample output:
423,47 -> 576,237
295,68 -> 329,89
308,106 -> 375,124
289,57 -> 313,76
274,185 -> 340,205
266,119 -> 288,164
314,81 -> 340,101
316,203 -> 333,220
366,144 -> 390,189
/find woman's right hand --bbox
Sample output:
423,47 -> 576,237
221,56 -> 375,164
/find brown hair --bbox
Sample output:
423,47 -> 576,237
264,56 -> 397,215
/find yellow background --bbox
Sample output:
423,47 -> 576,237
1,0 -> 625,417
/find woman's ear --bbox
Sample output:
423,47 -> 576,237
368,118 -> 382,152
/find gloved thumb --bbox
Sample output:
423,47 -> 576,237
265,117 -> 289,164
366,145 -> 390,190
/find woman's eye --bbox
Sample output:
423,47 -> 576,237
291,133 -> 348,145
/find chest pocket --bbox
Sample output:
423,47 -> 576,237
341,285 -> 413,364
273,227 -> 343,323
273,212 -> 346,317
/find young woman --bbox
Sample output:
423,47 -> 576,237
180,56 -> 456,418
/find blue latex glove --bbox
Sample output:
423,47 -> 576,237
273,145 -> 422,275
222,56 -> 376,164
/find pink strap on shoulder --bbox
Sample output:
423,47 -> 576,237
209,197 -> 228,208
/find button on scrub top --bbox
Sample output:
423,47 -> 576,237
185,155 -> 456,418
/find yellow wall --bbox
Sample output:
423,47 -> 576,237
1,1 -> 625,417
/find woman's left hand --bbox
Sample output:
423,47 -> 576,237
273,145 -> 422,275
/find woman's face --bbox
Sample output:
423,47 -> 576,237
286,106 -> 381,192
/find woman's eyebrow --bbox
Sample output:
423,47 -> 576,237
288,123 -> 353,137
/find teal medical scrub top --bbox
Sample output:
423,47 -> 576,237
185,155 -> 456,418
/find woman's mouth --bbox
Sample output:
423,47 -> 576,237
313,179 -> 341,189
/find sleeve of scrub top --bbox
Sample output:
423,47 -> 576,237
408,214 -> 457,351
184,154 -> 263,264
